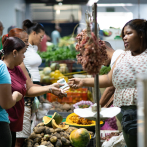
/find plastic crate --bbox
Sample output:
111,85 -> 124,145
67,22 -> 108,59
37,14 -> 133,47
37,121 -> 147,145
47,88 -> 88,104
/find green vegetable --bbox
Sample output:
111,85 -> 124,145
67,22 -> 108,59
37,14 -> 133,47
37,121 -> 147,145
100,66 -> 111,75
38,44 -> 79,64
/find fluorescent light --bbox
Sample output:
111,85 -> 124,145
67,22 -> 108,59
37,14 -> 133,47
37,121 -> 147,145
58,2 -> 62,6
97,3 -> 134,7
56,9 -> 60,14
87,0 -> 99,6
56,0 -> 63,2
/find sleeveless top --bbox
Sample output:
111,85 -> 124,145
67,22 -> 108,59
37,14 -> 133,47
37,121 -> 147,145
112,49 -> 147,107
24,43 -> 42,82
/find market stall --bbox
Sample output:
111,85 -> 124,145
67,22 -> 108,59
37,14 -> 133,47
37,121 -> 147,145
22,4 -> 125,147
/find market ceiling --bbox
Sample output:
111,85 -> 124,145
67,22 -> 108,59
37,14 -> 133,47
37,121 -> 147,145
25,0 -> 147,4
25,0 -> 88,4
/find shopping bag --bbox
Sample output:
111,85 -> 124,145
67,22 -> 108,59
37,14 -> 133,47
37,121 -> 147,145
32,97 -> 40,113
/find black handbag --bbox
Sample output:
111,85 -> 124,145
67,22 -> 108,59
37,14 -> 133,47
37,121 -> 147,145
121,109 -> 137,136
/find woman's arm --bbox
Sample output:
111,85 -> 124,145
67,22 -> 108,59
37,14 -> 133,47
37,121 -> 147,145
68,56 -> 119,89
19,62 -> 66,97
68,72 -> 113,89
0,84 -> 22,109
100,86 -> 115,107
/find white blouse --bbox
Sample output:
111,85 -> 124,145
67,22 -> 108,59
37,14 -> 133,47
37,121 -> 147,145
112,49 -> 147,107
24,43 -> 42,82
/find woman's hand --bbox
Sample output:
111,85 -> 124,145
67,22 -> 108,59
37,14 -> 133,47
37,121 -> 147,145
49,83 -> 67,98
51,83 -> 64,88
68,78 -> 84,89
12,91 -> 23,102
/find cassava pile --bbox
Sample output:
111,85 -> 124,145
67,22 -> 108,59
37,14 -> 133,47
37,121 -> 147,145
76,29 -> 108,75
23,122 -> 76,147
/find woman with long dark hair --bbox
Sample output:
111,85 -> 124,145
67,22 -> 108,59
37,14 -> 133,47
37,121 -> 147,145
69,19 -> 147,147
1,34 -> 66,147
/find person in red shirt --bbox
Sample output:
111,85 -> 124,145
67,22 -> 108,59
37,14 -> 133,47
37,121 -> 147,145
1,35 -> 66,147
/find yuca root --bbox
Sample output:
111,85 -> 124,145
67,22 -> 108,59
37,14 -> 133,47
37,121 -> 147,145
76,29 -> 108,75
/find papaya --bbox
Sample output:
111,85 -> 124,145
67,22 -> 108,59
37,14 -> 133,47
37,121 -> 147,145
52,119 -> 69,130
43,112 -> 63,127
43,116 -> 52,127
69,128 -> 90,147
52,112 -> 63,125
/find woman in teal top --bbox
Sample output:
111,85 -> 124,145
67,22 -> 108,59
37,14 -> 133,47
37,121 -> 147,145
0,60 -> 22,147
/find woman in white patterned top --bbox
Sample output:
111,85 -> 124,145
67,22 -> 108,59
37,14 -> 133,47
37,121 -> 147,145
69,19 -> 147,147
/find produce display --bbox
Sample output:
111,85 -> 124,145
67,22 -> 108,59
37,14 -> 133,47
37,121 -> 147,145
66,113 -> 96,130
38,44 -> 78,62
40,66 -> 68,84
47,88 -> 88,104
52,120 -> 69,130
73,101 -> 93,109
58,36 -> 75,47
69,114 -> 93,125
50,102 -> 74,112
43,112 -> 63,127
70,128 -> 90,147
23,112 -> 94,147
76,29 -> 108,75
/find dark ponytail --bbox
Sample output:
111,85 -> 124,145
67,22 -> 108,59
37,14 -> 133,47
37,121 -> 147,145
121,19 -> 147,53
22,19 -> 44,35
0,36 -> 25,60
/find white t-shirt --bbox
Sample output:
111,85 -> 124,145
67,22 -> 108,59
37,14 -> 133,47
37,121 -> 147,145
110,49 -> 124,68
24,43 -> 42,82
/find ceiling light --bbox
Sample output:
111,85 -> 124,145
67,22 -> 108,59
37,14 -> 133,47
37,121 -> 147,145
97,3 -> 134,7
56,9 -> 60,14
87,0 -> 99,6
56,0 -> 63,2
58,2 -> 62,5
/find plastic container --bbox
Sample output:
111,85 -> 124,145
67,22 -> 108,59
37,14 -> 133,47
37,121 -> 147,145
51,60 -> 75,73
47,88 -> 88,104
